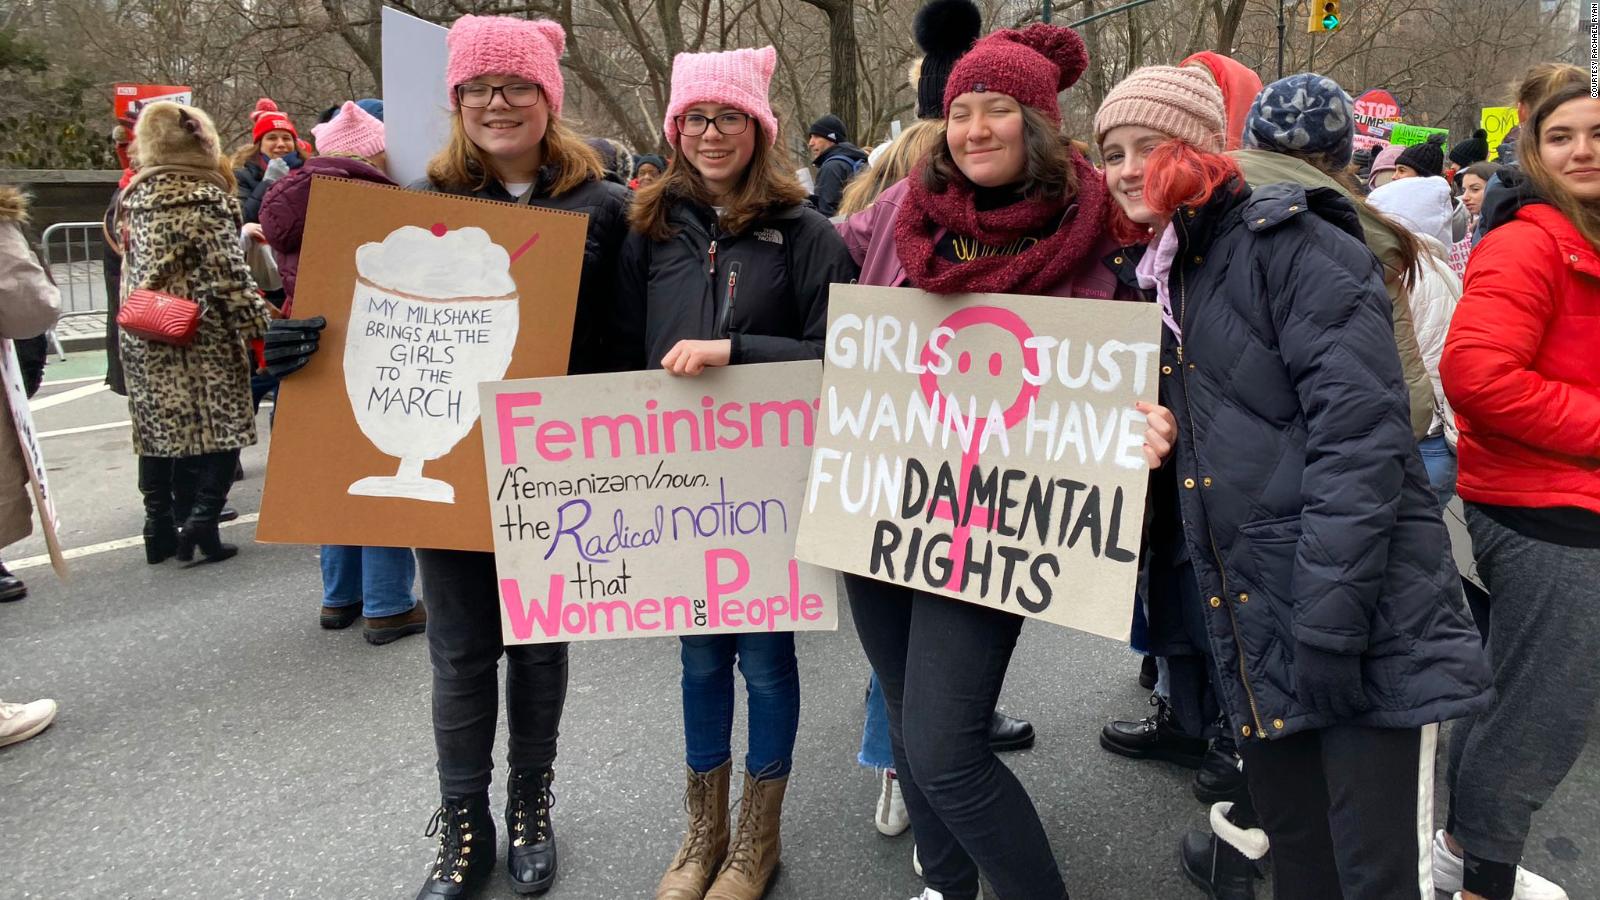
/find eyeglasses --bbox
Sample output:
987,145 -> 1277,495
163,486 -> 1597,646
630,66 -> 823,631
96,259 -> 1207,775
675,112 -> 752,137
456,82 -> 543,109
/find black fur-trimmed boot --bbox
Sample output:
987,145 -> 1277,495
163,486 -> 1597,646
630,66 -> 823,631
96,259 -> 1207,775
506,767 -> 558,894
415,794 -> 496,900
1178,801 -> 1266,900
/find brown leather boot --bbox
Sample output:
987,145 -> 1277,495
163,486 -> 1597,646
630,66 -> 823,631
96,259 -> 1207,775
704,770 -> 787,900
655,761 -> 731,900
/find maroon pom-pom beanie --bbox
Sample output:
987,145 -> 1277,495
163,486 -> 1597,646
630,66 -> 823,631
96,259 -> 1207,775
941,23 -> 1089,124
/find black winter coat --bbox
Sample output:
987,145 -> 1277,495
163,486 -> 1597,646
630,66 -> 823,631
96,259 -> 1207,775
235,153 -> 305,224
1128,180 -> 1490,741
615,199 -> 858,370
419,168 -> 633,376
811,142 -> 869,218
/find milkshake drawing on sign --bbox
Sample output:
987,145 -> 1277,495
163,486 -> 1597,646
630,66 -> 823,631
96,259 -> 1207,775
345,224 -> 521,503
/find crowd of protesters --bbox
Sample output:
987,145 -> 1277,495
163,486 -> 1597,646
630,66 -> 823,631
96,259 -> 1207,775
1,2 -> 1595,900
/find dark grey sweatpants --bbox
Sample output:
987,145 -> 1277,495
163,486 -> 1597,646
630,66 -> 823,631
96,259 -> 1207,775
1447,506 -> 1600,865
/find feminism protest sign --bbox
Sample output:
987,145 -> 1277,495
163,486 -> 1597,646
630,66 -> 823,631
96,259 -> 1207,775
795,285 -> 1160,640
481,362 -> 839,644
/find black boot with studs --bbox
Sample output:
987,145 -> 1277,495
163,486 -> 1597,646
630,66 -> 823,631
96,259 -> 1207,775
414,794 -> 495,900
506,767 -> 558,894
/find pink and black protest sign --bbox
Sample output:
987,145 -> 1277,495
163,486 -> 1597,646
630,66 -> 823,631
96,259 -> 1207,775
794,285 -> 1160,640
480,362 -> 838,644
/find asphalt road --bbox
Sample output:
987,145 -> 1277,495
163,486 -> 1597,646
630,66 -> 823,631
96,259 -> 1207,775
1,358 -> 1595,900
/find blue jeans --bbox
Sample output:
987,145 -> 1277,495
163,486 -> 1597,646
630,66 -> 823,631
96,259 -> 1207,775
679,632 -> 799,777
321,545 -> 417,618
860,672 -> 894,769
1419,435 -> 1457,509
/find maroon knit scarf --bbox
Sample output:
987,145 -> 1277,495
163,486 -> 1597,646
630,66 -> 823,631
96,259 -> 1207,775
893,148 -> 1110,295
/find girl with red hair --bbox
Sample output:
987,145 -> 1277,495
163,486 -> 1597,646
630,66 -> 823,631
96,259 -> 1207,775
1095,67 -> 1491,899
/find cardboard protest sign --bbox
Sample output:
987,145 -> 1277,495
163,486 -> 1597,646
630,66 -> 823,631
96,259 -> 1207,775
795,286 -> 1160,640
481,362 -> 839,644
381,7 -> 451,187
258,177 -> 587,552
1390,123 -> 1449,150
1,340 -> 64,578
113,83 -> 192,121
1353,89 -> 1402,152
1481,107 -> 1519,161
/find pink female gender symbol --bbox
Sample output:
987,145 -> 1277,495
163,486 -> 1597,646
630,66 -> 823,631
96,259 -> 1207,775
917,306 -> 1041,589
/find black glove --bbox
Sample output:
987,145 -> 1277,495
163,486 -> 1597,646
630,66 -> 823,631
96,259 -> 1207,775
263,315 -> 327,378
1293,642 -> 1370,721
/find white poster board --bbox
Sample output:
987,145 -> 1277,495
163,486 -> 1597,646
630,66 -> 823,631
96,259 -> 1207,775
381,6 -> 452,187
480,363 -> 839,644
795,285 -> 1160,640
1,340 -> 64,577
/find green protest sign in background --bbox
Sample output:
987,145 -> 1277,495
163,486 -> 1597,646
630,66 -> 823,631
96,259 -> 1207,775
1389,123 -> 1450,149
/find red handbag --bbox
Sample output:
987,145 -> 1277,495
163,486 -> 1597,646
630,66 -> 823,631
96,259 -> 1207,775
118,288 -> 203,346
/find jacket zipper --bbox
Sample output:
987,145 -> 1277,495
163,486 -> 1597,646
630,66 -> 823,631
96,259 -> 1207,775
1173,216 -> 1266,739
716,261 -> 741,338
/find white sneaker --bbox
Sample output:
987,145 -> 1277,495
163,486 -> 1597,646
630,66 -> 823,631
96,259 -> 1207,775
910,887 -> 984,900
1433,830 -> 1568,899
0,697 -> 57,747
913,844 -> 921,876
875,769 -> 910,836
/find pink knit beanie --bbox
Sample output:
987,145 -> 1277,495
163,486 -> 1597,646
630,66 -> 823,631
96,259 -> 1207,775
663,46 -> 779,147
1093,66 -> 1227,153
312,101 -> 386,159
1367,144 -> 1405,189
942,23 -> 1088,124
445,15 -> 567,117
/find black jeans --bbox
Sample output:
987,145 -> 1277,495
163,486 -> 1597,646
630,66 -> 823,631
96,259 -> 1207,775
845,574 -> 1066,900
1237,723 -> 1436,900
417,549 -> 569,798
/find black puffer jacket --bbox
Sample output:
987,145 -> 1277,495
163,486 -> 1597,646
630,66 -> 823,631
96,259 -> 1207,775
1136,180 -> 1491,741
418,168 -> 632,375
235,153 -> 305,224
615,198 -> 858,370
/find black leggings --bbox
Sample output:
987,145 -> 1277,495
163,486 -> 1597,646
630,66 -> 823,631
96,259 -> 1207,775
416,549 -> 569,798
846,574 -> 1066,900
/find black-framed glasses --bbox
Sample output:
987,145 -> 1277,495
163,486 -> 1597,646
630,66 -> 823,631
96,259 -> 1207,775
675,112 -> 752,137
456,82 -> 543,109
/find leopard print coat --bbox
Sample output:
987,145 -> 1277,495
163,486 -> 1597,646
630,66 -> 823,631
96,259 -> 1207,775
119,173 -> 272,457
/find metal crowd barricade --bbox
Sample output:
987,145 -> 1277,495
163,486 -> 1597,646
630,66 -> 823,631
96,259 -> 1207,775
39,221 -> 110,360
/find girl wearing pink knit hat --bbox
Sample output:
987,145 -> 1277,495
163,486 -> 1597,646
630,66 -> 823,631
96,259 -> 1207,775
833,22 -> 1147,900
617,45 -> 857,900
1095,66 -> 1492,900
408,14 -> 634,900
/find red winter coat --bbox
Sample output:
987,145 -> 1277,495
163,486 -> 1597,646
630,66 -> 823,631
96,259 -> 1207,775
1441,202 -> 1600,513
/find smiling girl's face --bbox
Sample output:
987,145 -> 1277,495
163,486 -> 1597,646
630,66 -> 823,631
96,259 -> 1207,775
947,92 -> 1027,188
1101,125 -> 1169,228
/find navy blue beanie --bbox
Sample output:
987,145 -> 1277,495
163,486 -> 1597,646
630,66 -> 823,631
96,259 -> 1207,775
1242,73 -> 1355,171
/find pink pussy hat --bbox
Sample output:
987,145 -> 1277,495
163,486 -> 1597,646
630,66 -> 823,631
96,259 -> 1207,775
445,15 -> 567,117
663,46 -> 779,147
311,101 -> 386,158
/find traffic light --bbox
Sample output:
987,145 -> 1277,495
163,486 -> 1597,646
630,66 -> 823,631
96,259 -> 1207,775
1308,0 -> 1341,32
